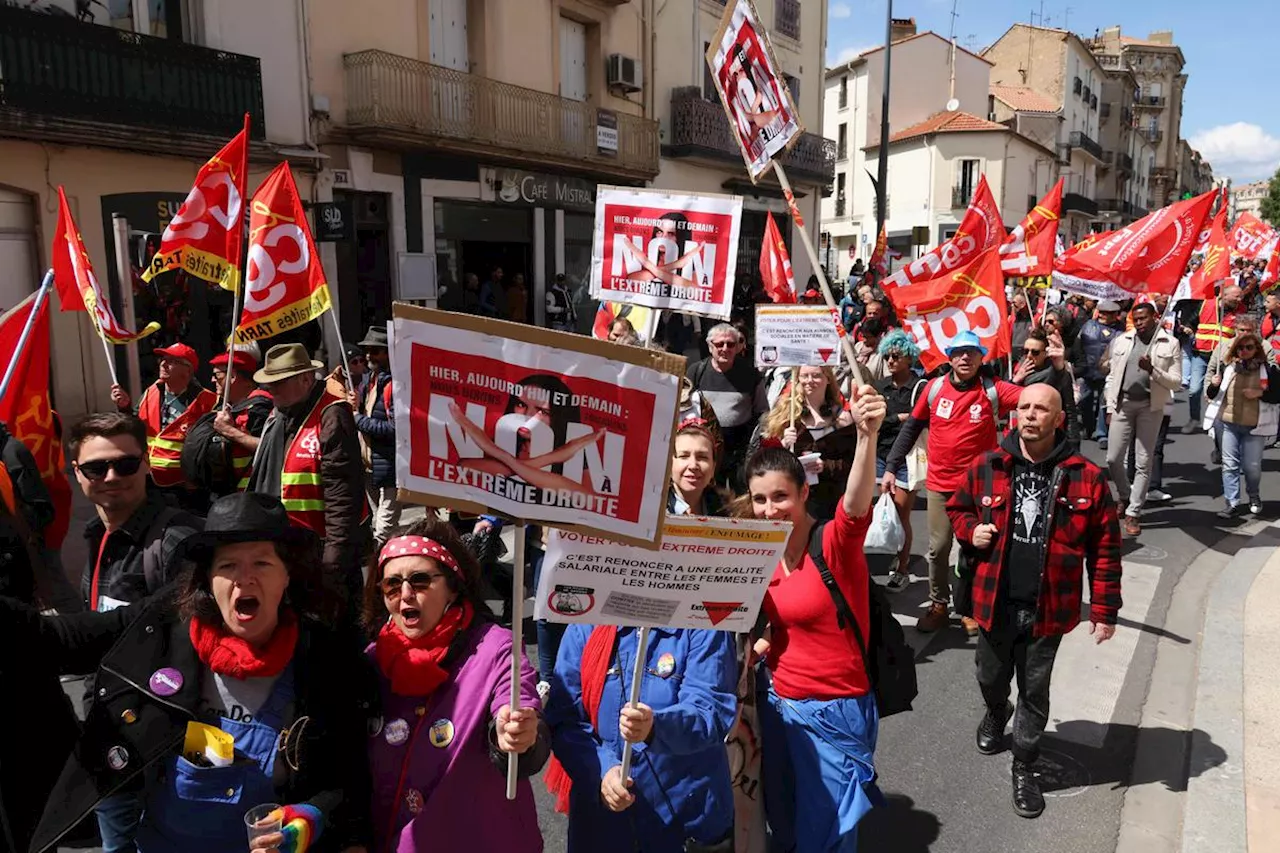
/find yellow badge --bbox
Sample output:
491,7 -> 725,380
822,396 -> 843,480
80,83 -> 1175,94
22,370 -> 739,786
429,718 -> 455,748
656,652 -> 676,678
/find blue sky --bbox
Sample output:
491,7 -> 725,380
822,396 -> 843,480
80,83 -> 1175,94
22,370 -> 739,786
824,0 -> 1280,185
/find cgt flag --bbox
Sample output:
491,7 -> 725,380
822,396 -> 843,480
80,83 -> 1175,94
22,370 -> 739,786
1227,212 -> 1277,262
1054,190 -> 1216,295
868,226 -> 889,277
52,188 -> 160,344
142,116 -> 250,291
1000,178 -> 1062,278
0,292 -> 74,550
235,163 -> 332,342
883,175 -> 1004,289
887,247 -> 1011,372
759,211 -> 796,303
1189,197 -> 1231,299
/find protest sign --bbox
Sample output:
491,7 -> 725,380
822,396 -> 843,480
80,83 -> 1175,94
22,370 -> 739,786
754,304 -> 841,368
590,187 -> 742,319
390,305 -> 684,547
534,517 -> 788,631
705,0 -> 803,182
1050,271 -> 1132,302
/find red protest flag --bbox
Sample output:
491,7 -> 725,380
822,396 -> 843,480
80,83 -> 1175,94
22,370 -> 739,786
868,227 -> 889,277
759,211 -> 796,303
142,116 -> 250,291
1000,178 -> 1063,277
1262,236 -> 1280,292
1054,190 -> 1216,295
1227,212 -> 1278,262
0,292 -> 74,549
1189,199 -> 1231,299
886,247 -> 1010,372
236,163 -> 332,342
884,175 -> 1004,289
52,188 -> 160,343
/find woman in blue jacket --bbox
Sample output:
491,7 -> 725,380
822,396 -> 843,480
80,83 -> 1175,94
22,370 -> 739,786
544,417 -> 739,851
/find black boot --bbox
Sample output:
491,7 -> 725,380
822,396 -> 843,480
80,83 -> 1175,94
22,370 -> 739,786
1012,759 -> 1045,819
976,702 -> 1013,755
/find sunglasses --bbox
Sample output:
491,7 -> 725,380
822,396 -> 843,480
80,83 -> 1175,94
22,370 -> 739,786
1238,344 -> 1257,352
381,571 -> 448,597
76,455 -> 144,481
1024,348 -> 1046,356
885,352 -> 908,360
710,340 -> 736,349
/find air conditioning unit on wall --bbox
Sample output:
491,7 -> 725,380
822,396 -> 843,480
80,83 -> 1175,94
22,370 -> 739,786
607,54 -> 642,93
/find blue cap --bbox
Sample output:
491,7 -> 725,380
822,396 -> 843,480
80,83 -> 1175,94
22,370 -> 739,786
945,330 -> 989,358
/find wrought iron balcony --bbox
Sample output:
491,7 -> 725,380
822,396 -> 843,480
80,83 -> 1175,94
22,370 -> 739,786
666,89 -> 835,187
342,50 -> 660,180
776,0 -> 801,40
1062,192 -> 1099,217
1137,95 -> 1167,108
0,4 -> 264,147
1142,128 -> 1164,144
1069,130 -> 1104,162
1118,152 -> 1134,173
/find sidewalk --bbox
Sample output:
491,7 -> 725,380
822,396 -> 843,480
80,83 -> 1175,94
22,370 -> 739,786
1243,528 -> 1280,851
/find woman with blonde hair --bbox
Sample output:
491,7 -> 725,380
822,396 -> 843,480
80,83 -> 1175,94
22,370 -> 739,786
1205,330 -> 1275,518
746,365 -> 854,520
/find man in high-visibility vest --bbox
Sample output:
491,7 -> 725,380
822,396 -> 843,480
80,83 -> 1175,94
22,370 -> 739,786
209,350 -> 273,493
247,343 -> 365,617
111,342 -> 217,511
1183,284 -> 1244,433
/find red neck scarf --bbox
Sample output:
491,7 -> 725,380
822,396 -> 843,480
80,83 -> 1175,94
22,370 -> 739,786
544,624 -> 618,813
189,612 -> 299,679
375,600 -> 475,697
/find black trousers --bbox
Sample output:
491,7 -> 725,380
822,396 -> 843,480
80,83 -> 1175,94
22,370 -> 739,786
975,604 -> 1064,763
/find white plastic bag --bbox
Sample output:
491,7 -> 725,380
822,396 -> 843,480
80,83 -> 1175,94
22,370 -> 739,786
864,492 -> 906,555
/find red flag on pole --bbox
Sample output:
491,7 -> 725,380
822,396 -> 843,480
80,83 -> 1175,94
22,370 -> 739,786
886,247 -> 1011,372
883,175 -> 1004,289
1054,190 -> 1216,295
759,212 -> 796,303
868,227 -> 889,277
0,293 -> 73,549
236,163 -> 332,342
52,188 -> 160,343
1000,178 -> 1063,277
1189,199 -> 1231,299
1227,212 -> 1278,262
142,116 -> 251,292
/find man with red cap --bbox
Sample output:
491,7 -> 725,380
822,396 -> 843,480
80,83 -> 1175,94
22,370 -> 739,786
210,349 -> 274,492
111,343 -> 217,510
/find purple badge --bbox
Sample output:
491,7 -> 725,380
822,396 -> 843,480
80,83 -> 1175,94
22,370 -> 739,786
149,668 -> 183,696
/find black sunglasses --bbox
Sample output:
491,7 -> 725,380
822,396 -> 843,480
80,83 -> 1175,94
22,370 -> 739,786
382,571 -> 447,597
76,455 -> 144,481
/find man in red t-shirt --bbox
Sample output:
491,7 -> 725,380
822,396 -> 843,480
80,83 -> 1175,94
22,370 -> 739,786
882,331 -> 1021,634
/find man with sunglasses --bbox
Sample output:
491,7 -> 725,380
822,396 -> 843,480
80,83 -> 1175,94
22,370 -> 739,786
1013,329 -> 1080,448
65,412 -> 202,853
687,323 -> 766,488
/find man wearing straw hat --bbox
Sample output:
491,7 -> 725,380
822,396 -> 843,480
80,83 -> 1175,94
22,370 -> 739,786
247,343 -> 366,617
349,324 -> 401,549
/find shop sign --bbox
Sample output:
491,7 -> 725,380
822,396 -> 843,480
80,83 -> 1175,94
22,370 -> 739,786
308,200 -> 353,242
493,168 -> 597,212
597,109 -> 619,157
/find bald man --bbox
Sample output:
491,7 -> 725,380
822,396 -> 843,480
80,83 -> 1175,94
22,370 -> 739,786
947,383 -> 1122,819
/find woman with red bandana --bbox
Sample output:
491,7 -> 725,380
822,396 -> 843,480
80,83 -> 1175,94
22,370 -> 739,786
364,518 -> 549,853
0,491 -> 374,853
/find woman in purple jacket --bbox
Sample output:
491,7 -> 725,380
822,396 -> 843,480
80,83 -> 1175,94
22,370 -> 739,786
364,518 -> 550,852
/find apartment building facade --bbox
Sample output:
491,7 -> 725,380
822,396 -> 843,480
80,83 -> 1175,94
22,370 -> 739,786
1092,64 -> 1155,225
1233,180 -> 1270,220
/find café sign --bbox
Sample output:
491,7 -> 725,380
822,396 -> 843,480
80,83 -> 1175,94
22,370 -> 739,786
490,168 -> 597,212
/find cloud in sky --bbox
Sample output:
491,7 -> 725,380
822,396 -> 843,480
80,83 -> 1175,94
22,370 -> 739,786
830,2 -> 852,18
1189,122 -> 1280,182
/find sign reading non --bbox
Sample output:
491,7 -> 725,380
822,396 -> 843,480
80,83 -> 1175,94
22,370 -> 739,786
754,304 -> 841,368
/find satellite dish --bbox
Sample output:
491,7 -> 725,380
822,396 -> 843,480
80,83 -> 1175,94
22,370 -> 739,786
946,98 -> 960,112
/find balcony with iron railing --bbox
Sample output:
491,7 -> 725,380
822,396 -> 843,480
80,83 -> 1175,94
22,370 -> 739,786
1069,130 -> 1104,162
1135,95 -> 1167,109
952,185 -> 975,209
667,89 -> 835,187
1142,127 -> 1164,144
0,3 -> 264,150
776,0 -> 801,40
1118,152 -> 1134,173
1062,192 -> 1099,217
342,50 -> 660,179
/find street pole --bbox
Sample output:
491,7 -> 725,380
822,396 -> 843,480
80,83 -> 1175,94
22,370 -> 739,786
876,0 -> 893,237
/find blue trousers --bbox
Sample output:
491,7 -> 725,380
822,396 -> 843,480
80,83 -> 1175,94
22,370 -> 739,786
96,791 -> 143,853
760,676 -> 880,853
1222,423 -> 1264,508
1186,352 -> 1209,421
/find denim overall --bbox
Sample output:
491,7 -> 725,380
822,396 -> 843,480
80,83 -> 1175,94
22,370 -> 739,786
135,665 -> 295,853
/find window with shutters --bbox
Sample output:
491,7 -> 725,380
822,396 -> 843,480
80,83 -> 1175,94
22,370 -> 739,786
429,0 -> 469,72
839,76 -> 848,109
837,123 -> 847,160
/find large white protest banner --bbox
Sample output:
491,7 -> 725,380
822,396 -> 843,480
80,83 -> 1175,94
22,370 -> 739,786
753,304 -> 841,368
534,517 -> 788,631
390,305 -> 683,548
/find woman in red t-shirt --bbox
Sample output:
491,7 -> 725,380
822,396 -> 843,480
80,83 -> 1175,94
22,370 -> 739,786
747,384 -> 886,852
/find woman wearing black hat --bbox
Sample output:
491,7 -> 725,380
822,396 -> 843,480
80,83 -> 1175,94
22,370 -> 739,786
0,492 -> 375,853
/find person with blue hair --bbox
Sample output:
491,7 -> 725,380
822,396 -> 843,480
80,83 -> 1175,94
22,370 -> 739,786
874,330 -> 927,593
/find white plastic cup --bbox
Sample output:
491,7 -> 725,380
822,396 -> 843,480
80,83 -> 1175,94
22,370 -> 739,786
245,803 -> 282,845
798,452 -> 822,485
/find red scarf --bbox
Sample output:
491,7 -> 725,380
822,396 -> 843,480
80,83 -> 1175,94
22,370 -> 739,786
375,600 -> 474,697
543,624 -> 617,813
189,612 -> 299,679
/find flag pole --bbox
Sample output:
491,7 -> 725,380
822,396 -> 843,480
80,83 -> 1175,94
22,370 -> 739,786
619,626 -> 651,781
96,329 -> 121,388
505,521 -> 527,800
0,270 -> 53,404
222,113 -> 253,409
771,161 -> 869,387
789,366 -> 800,429
329,310 -> 357,398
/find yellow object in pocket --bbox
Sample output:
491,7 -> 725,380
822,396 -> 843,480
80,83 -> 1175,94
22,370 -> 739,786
183,722 -> 235,768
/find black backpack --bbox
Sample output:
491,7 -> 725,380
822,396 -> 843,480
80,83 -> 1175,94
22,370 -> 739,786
180,412 -> 236,495
807,522 -> 918,717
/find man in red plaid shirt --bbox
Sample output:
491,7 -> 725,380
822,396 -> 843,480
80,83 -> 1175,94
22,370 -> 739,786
947,383 -> 1122,820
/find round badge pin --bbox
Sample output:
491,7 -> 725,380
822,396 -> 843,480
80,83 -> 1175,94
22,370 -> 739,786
149,668 -> 183,696
405,788 -> 424,815
384,718 -> 410,747
981,496 -> 993,507
106,745 -> 129,771
656,652 -> 676,678
428,719 -> 454,748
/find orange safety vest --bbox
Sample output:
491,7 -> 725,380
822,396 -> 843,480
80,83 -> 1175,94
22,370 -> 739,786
1194,299 -> 1241,353
232,389 -> 275,491
137,384 -> 218,488
279,389 -> 344,536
